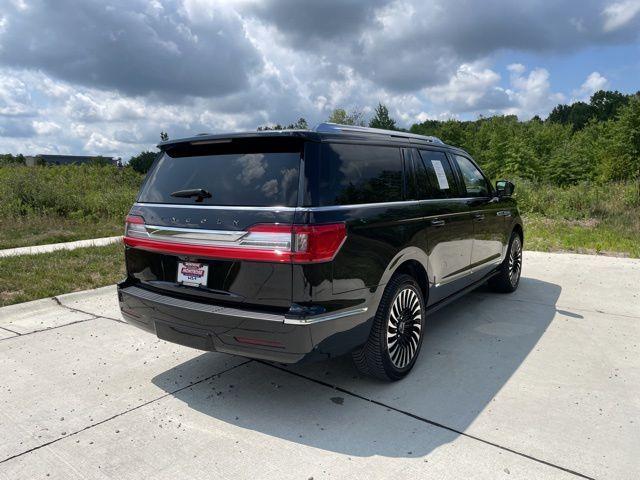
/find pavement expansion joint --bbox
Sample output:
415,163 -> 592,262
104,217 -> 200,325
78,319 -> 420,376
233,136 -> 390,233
259,360 -> 596,480
0,359 -> 253,465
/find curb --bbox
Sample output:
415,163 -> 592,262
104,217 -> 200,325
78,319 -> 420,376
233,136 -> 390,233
55,285 -> 117,305
0,284 -> 119,328
0,236 -> 122,258
0,297 -> 61,325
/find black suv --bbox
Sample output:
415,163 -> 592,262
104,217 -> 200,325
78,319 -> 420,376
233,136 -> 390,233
118,123 -> 523,380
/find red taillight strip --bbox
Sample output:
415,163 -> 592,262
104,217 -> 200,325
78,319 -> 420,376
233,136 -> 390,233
123,236 -> 293,263
123,218 -> 347,263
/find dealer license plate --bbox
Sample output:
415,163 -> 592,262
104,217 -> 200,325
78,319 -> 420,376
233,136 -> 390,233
177,262 -> 209,287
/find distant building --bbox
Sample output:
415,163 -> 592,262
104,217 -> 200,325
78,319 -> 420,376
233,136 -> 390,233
25,154 -> 118,166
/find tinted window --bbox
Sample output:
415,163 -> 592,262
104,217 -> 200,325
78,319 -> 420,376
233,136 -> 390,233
138,151 -> 300,206
454,155 -> 490,197
403,149 -> 420,200
415,149 -> 458,198
313,144 -> 403,206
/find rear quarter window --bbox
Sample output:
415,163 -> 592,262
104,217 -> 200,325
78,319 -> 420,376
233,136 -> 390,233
309,143 -> 403,206
416,149 -> 459,198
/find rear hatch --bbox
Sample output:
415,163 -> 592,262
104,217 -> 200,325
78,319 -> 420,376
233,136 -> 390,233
124,136 -> 305,311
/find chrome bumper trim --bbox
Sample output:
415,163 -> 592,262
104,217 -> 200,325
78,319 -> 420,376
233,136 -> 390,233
284,307 -> 369,325
121,286 -> 368,326
120,286 -> 284,322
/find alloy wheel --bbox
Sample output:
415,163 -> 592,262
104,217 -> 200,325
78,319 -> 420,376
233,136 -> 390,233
509,236 -> 522,286
386,287 -> 422,368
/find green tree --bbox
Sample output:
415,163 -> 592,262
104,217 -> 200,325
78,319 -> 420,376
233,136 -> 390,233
129,151 -> 157,174
0,154 -> 25,166
89,156 -> 113,167
590,90 -> 629,122
328,107 -> 366,126
369,103 -> 397,130
605,97 -> 640,181
257,117 -> 309,131
503,135 -> 538,180
548,101 -> 593,130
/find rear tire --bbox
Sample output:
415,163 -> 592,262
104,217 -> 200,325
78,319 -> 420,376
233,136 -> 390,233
488,231 -> 522,293
352,274 -> 425,381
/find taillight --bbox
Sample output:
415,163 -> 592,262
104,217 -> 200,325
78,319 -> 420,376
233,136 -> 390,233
246,223 -> 347,263
124,215 -> 146,238
123,218 -> 346,264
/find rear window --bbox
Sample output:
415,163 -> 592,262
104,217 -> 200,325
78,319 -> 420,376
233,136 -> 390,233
309,143 -> 403,206
138,146 -> 300,207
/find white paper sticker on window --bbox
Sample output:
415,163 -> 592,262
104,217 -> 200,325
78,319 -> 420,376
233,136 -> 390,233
431,160 -> 449,189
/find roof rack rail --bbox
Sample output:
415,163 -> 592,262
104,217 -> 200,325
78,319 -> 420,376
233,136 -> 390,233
314,122 -> 444,145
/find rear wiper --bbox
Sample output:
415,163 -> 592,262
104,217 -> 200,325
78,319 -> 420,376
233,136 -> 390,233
170,188 -> 212,201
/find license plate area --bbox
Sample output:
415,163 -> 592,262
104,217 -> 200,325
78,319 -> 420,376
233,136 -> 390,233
177,262 -> 209,287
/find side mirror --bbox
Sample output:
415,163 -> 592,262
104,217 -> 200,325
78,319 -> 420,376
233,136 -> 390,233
495,180 -> 515,197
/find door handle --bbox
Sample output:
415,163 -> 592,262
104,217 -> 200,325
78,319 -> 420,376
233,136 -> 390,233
473,213 -> 485,221
430,219 -> 446,227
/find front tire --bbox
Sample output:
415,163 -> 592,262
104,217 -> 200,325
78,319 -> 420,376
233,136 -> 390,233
352,274 -> 425,381
488,231 -> 522,293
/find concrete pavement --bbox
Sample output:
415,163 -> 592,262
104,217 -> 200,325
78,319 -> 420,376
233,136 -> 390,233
0,251 -> 639,479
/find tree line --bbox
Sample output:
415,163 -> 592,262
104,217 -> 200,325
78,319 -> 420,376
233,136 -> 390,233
3,91 -> 638,183
410,90 -> 640,184
262,91 -> 639,185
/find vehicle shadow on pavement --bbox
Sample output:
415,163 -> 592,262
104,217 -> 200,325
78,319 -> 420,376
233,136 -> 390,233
152,277 -> 562,458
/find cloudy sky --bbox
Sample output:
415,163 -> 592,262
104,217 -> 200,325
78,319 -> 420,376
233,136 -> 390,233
1,0 -> 640,158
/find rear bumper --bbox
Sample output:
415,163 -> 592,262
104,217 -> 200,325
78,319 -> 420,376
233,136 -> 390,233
117,283 -> 373,364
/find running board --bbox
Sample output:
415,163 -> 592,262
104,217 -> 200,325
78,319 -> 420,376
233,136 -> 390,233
426,270 -> 500,316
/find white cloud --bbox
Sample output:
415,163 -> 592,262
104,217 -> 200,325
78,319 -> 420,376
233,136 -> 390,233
424,63 -> 509,113
0,73 -> 35,116
507,63 -> 526,74
32,120 -> 61,135
602,0 -> 640,31
0,0 -> 638,156
505,66 -> 565,119
572,72 -> 609,101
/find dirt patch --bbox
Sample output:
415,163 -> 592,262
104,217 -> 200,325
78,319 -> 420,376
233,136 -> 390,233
0,290 -> 24,301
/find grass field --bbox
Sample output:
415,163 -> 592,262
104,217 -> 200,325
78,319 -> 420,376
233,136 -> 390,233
0,166 -> 638,307
0,216 -> 123,249
0,242 -> 125,307
517,179 -> 640,257
0,164 -> 139,249
524,216 -> 640,257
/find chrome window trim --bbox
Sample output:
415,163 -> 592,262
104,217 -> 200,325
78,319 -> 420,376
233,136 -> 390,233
135,197 -> 491,213
134,202 -> 298,212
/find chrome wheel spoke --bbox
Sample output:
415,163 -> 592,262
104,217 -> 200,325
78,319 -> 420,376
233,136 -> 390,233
508,238 -> 522,286
386,287 -> 423,369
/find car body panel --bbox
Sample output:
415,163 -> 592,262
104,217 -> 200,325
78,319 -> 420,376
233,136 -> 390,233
118,125 -> 523,364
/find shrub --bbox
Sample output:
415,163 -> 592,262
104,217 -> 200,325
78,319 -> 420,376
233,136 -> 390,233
0,164 -> 142,221
129,151 -> 158,174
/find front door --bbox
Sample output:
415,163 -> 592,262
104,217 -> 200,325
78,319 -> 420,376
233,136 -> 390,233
450,153 -> 508,279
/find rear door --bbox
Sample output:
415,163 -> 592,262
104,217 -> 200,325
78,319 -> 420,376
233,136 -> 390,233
125,137 -> 305,310
406,148 -> 475,305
